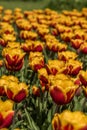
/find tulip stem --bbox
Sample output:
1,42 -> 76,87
55,104 -> 62,113
24,108 -> 33,128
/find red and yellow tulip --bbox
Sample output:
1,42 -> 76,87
52,110 -> 87,130
49,78 -> 79,105
0,100 -> 14,129
29,52 -> 44,71
2,45 -> 25,71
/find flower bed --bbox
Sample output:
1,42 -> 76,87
0,6 -> 87,130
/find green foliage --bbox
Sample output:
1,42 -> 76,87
46,0 -> 87,11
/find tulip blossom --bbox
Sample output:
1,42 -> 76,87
29,52 -> 44,71
32,86 -> 40,97
16,19 -> 32,30
78,70 -> 87,86
45,36 -> 59,52
58,51 -> 78,61
65,59 -> 83,75
6,82 -> 29,102
0,75 -> 18,96
0,75 -> 29,102
45,60 -> 65,75
49,78 -> 79,105
0,34 -> 16,47
38,68 -> 48,84
74,29 -> 84,39
79,42 -> 87,54
0,78 -> 8,96
71,39 -> 84,49
46,38 -> 67,52
38,68 -> 49,90
21,40 -> 44,52
60,32 -> 74,42
0,100 -> 14,129
52,110 -> 87,130
37,27 -> 49,37
20,30 -> 38,40
2,46 -> 25,71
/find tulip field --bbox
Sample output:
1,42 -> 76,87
1,1 -> 87,130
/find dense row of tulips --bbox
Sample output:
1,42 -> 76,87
0,5 -> 87,129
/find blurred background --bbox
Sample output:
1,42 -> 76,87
0,0 -> 87,11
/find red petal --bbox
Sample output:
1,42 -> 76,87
14,89 -> 26,102
0,87 -> 6,96
34,45 -> 43,52
6,54 -> 14,66
64,124 -> 74,130
0,112 -> 14,128
82,48 -> 87,54
71,67 -> 81,75
79,74 -> 87,86
51,68 -> 58,75
40,75 -> 48,83
50,86 -> 66,105
6,89 -> 13,99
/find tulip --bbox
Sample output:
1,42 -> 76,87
78,70 -> 87,86
65,59 -> 83,75
16,19 -> 31,30
46,38 -> 58,52
71,39 -> 84,49
0,78 -> 8,96
58,51 -> 77,61
0,100 -> 14,129
6,82 -> 29,102
46,39 -> 67,52
20,30 -> 38,40
21,40 -> 44,52
60,32 -> 74,42
52,110 -> 87,130
38,68 -> 48,84
29,52 -> 44,71
74,29 -> 84,39
37,27 -> 49,37
0,33 -> 16,47
2,46 -> 25,71
79,42 -> 87,54
49,78 -> 79,105
32,86 -> 40,97
45,60 -> 65,75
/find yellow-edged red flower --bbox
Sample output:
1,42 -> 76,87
16,19 -> 32,30
78,70 -> 87,86
0,75 -> 29,102
0,100 -> 14,129
20,30 -> 38,40
65,59 -> 83,75
21,40 -> 44,52
6,82 -> 29,102
49,77 -> 79,105
52,110 -> 87,130
2,43 -> 25,71
45,60 -> 65,75
32,85 -> 40,97
79,42 -> 87,54
58,51 -> 78,61
71,39 -> 84,49
29,52 -> 44,71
